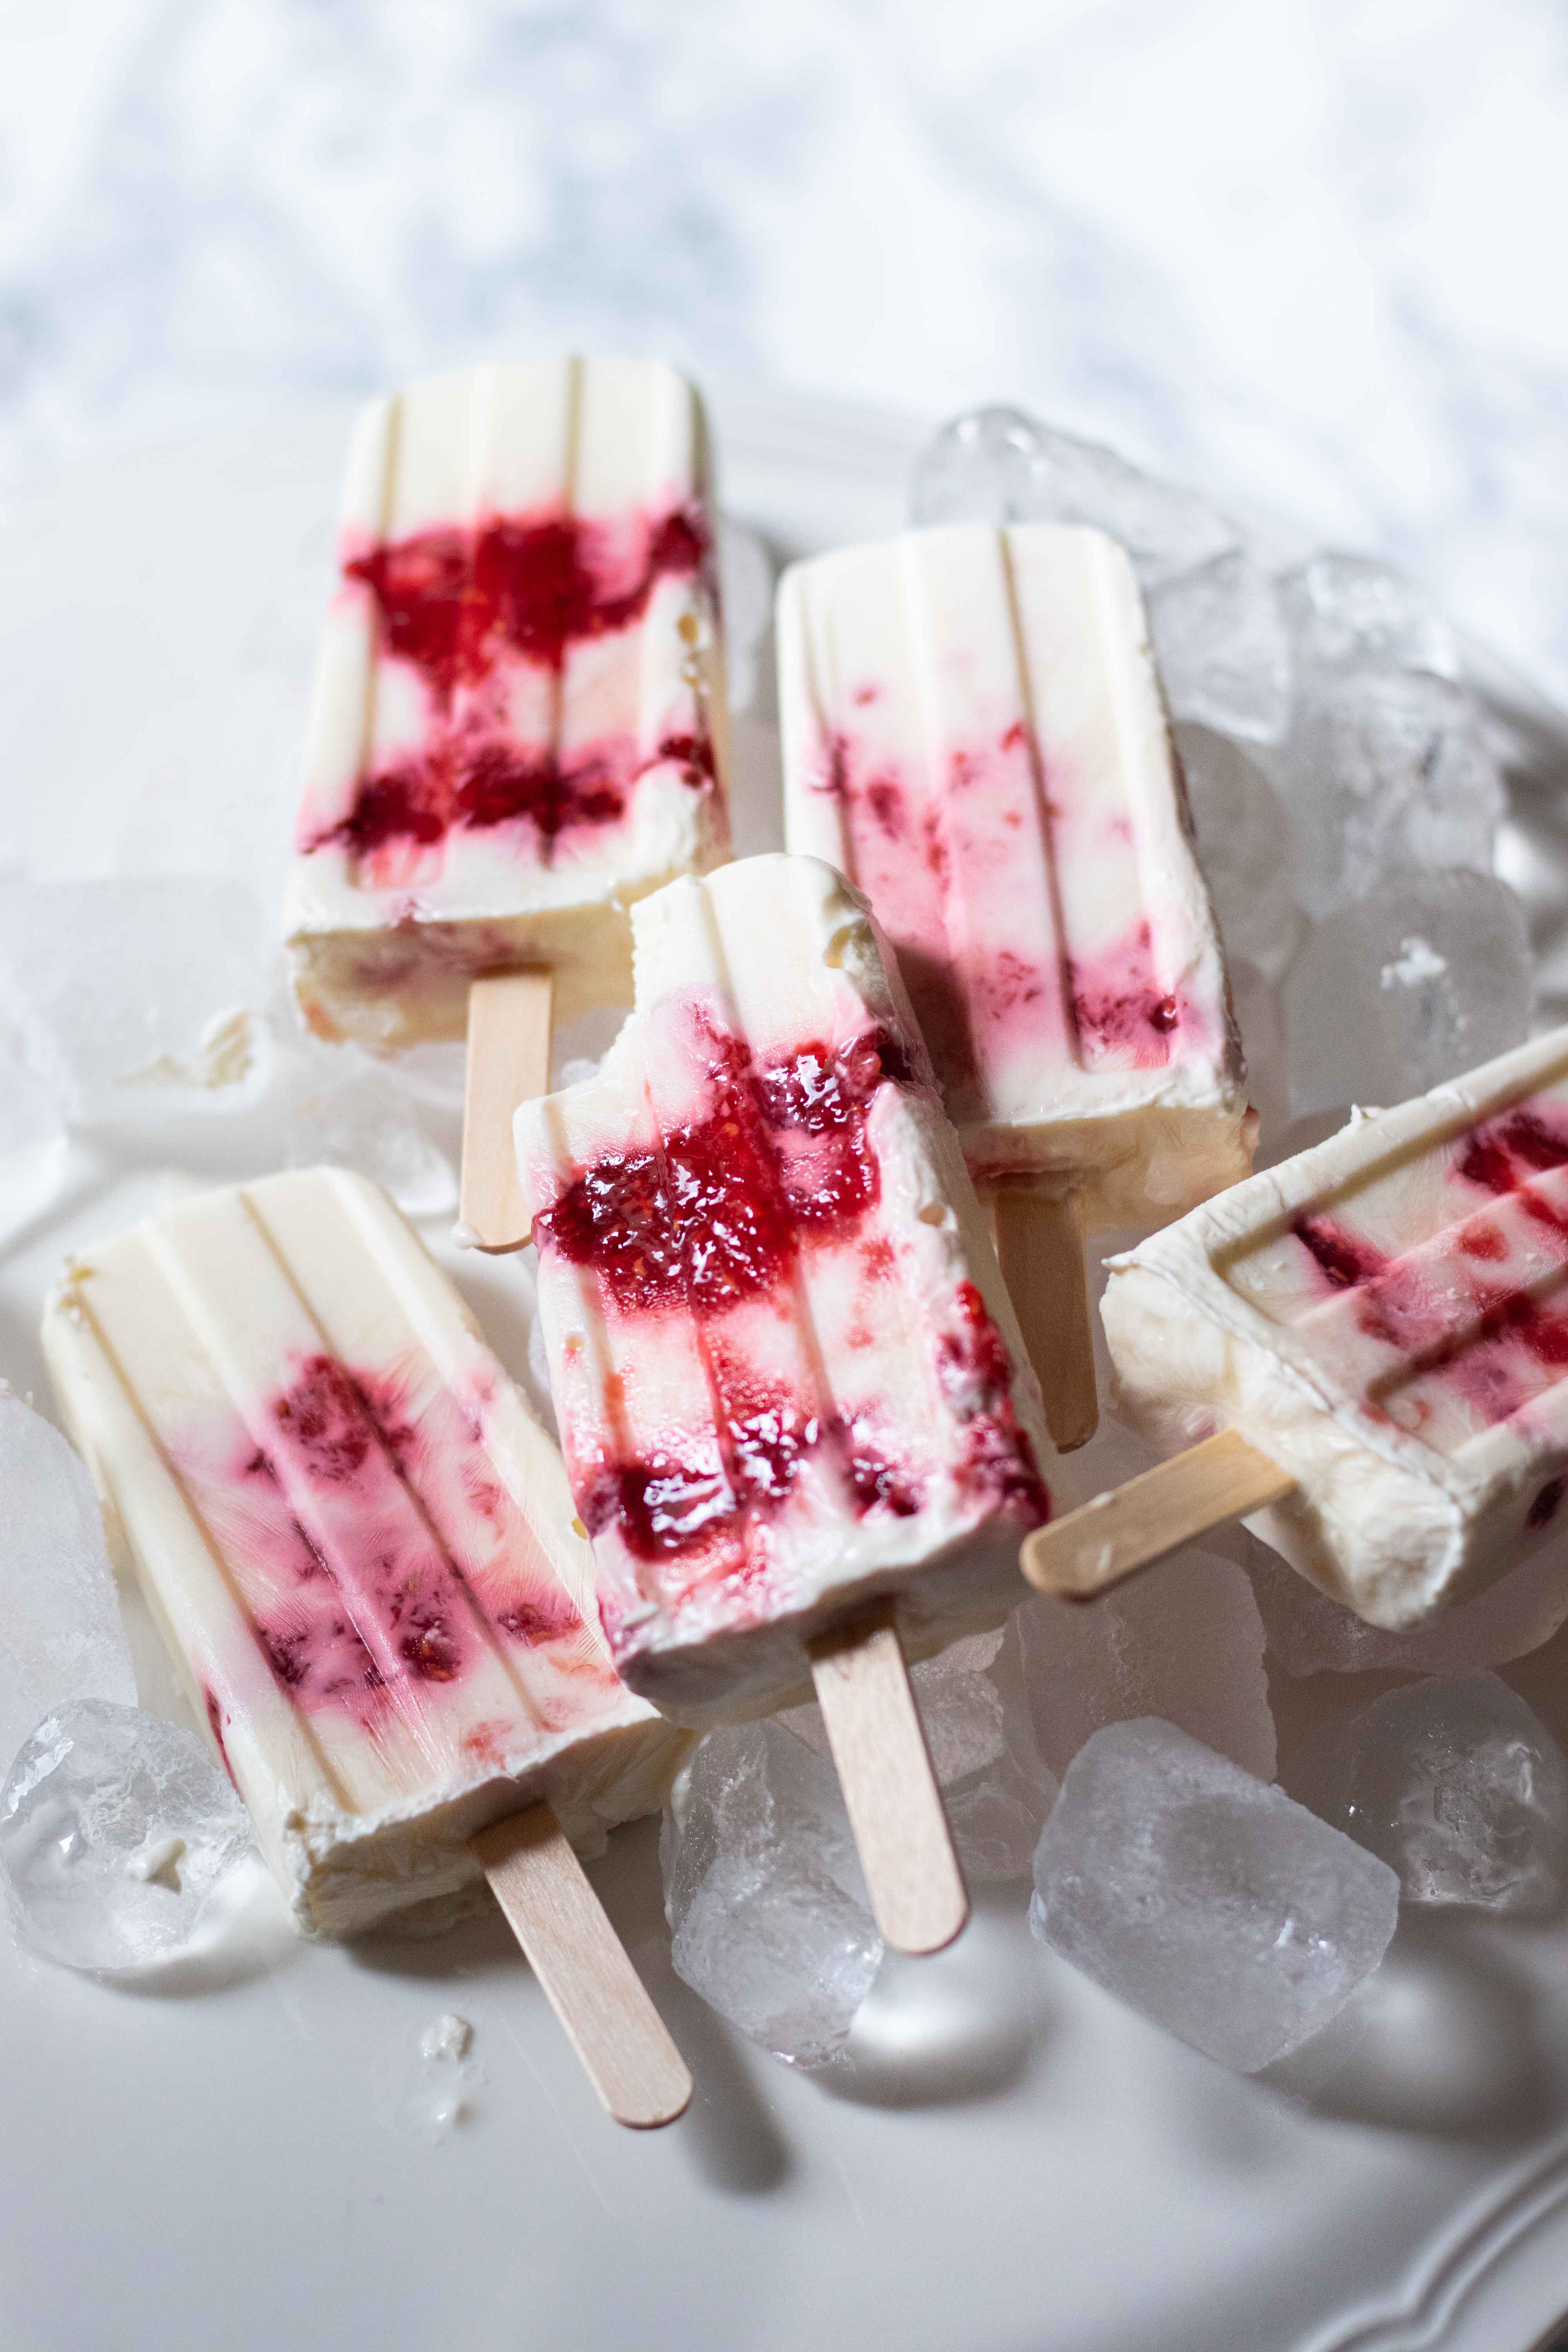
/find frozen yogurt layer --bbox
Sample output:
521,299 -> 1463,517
286,354 -> 731,1051
516,853 -> 1056,1723
42,1168 -> 686,1938
779,523 -> 1251,1225
1100,1027 -> 1568,1627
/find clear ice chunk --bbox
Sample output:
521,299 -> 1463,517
1278,553 -> 1459,681
661,1629 -> 1056,2063
910,1631 -> 1058,1884
1148,553 -> 1292,742
0,1050 -> 67,1244
1282,1672 -> 1568,1915
1282,871 -> 1533,1119
1030,1718 -> 1400,2073
0,1391 -> 137,1775
779,1630 -> 1056,1886
1010,1547 -> 1276,1784
282,1039 -> 457,1218
1273,670 -> 1503,922
1176,723 -> 1303,980
0,876 -> 274,1121
0,1698 -> 252,1972
1247,1524 -> 1568,1676
910,407 -> 1053,529
661,1717 -> 881,2067
910,407 -> 1236,590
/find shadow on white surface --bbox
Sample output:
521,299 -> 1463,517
815,1889 -> 1044,2113
1261,1916 -> 1553,2144
631,1936 -> 795,2197
9,390 -> 1568,2352
347,1814 -> 797,2196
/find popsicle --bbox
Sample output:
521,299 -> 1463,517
515,852 -> 1056,1952
42,1166 -> 692,2126
282,354 -> 731,1251
778,522 -> 1253,1448
1023,1025 -> 1568,1632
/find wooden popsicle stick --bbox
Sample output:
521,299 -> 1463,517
1020,1428 -> 1297,1602
474,1801 -> 692,2130
459,968 -> 554,1253
991,1187 -> 1098,1453
808,1601 -> 969,1957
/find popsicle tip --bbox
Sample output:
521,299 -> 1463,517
464,1222 -> 533,1256
1050,1405 -> 1100,1454
877,1879 -> 971,1958
1019,1519 -> 1118,1601
459,966 -> 553,1256
612,2057 -> 695,2131
1020,1430 -> 1298,1602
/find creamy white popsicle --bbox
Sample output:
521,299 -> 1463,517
42,1168 -> 688,1940
1044,1027 -> 1568,1629
285,354 -> 730,1053
778,523 -> 1252,1225
515,853 -> 1056,1730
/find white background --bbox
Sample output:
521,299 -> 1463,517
2,0 -> 1566,702
7,14 -> 1568,2348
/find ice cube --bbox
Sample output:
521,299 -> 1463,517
0,1051 -> 67,1244
1247,1524 -> 1568,1676
1273,670 -> 1503,922
909,406 -> 1054,530
661,1719 -> 881,2066
0,1698 -> 252,1971
1149,553 -> 1292,742
1281,1673 -> 1568,1915
778,1629 -> 1058,1885
0,876 -> 274,1121
910,408 -> 1236,590
1176,724 -> 1303,981
282,1039 -> 457,1218
1031,1719 -> 1399,2073
1282,871 -> 1533,1119
1278,553 -> 1459,681
0,1392 -> 137,1773
1010,1546 -> 1276,1784
908,1630 -> 1008,1780
717,518 -> 774,715
661,1619 -> 1058,2064
910,1631 -> 1058,1883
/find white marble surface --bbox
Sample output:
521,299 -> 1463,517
2,0 -> 1566,706
7,403 -> 1568,2352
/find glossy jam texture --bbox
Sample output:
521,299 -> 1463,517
539,1022 -> 910,1316
301,500 -> 714,867
1234,1091 -> 1568,1455
810,720 -> 1205,1118
533,1013 -> 1048,1582
181,1350 -> 608,1730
